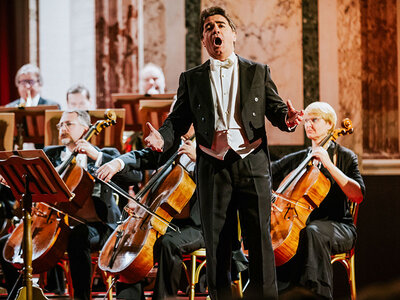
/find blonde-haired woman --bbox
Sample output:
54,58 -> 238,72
272,101 -> 365,299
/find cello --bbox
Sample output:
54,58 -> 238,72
3,110 -> 117,274
98,145 -> 195,283
270,118 -> 354,266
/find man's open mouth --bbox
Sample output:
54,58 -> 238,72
214,37 -> 222,46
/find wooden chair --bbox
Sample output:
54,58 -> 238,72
139,99 -> 174,138
0,113 -> 15,151
0,105 -> 58,149
44,109 -> 126,152
330,201 -> 359,300
112,93 -> 175,132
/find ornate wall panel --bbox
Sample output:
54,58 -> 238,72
95,0 -> 140,108
143,0 -> 166,71
360,0 -> 399,159
336,0 -> 363,155
201,0 -> 304,147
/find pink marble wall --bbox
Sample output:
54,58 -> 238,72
143,0 -> 166,72
336,0 -> 364,156
201,0 -> 304,146
143,0 -> 186,93
95,0 -> 140,108
360,0 -> 399,159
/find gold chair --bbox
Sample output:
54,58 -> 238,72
182,213 -> 244,300
330,201 -> 359,300
90,251 -> 113,300
182,248 -> 244,300
51,252 -> 113,300
182,248 -> 207,300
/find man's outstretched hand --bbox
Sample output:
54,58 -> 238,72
144,122 -> 164,152
286,99 -> 304,128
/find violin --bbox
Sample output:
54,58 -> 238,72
3,110 -> 117,274
98,146 -> 195,283
270,119 -> 354,266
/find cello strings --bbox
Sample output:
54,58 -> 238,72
95,176 -> 180,233
271,192 -> 312,211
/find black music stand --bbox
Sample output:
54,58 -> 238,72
0,106 -> 59,149
0,150 -> 73,300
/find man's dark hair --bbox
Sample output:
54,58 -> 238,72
66,84 -> 90,101
199,6 -> 236,39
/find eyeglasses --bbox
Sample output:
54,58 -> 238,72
56,121 -> 77,130
304,117 -> 322,124
17,79 -> 39,86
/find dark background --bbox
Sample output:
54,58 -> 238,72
333,175 -> 400,299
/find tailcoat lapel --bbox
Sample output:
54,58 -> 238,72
194,60 -> 214,118
238,56 -> 257,111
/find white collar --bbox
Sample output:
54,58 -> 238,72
210,52 -> 237,71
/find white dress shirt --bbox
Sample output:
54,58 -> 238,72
199,52 -> 261,160
61,147 -> 103,172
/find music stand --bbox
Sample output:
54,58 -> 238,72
112,93 -> 175,131
0,106 -> 59,149
0,150 -> 73,300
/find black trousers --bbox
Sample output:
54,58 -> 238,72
0,233 -> 20,297
197,148 -> 278,300
277,220 -> 356,299
67,222 -> 111,300
116,225 -> 204,300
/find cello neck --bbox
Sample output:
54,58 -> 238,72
57,121 -> 106,175
57,111 -> 117,175
274,150 -> 313,196
135,135 -> 195,199
274,132 -> 334,196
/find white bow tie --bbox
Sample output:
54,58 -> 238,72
211,58 -> 234,71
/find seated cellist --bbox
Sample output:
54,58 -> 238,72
0,109 -> 140,300
271,102 -> 365,299
97,126 -> 248,300
96,127 -> 204,299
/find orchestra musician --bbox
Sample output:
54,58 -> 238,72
113,6 -> 303,300
98,135 -> 248,299
6,63 -> 60,108
272,102 -> 365,299
0,110 -> 138,300
139,63 -> 166,95
66,84 -> 95,110
97,128 -> 204,299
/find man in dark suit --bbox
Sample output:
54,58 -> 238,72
43,110 -> 122,300
6,63 -> 60,108
0,110 -> 132,300
111,139 -> 205,300
100,6 -> 304,300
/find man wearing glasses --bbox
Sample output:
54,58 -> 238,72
6,63 -> 60,108
0,110 -> 139,300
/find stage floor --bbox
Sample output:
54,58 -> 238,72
0,290 -> 209,299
